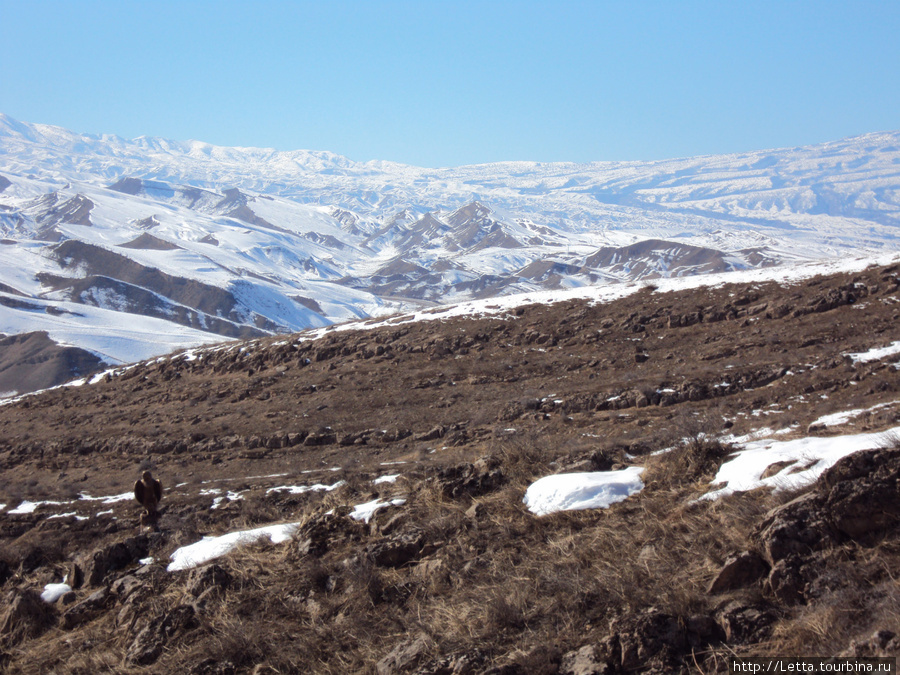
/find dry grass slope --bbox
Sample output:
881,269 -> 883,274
1,262 -> 900,672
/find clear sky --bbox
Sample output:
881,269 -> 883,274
1,0 -> 898,167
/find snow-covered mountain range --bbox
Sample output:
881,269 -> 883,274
1,112 -> 899,393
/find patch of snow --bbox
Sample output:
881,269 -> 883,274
7,500 -> 65,514
266,480 -> 345,495
46,511 -> 88,521
41,583 -> 72,603
811,401 -> 897,427
702,426 -> 900,500
523,467 -> 645,516
211,491 -> 245,509
812,409 -> 867,427
349,498 -> 407,523
847,341 -> 900,363
373,474 -> 400,484
167,522 -> 300,572
723,428 -> 776,444
78,491 -> 134,504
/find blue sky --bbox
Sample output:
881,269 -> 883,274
1,0 -> 898,167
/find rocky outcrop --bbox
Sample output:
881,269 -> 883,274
365,530 -> 426,568
707,551 -> 770,594
752,446 -> 900,604
125,604 -> 198,665
560,609 -> 723,674
78,535 -> 151,587
432,457 -> 504,499
0,588 -> 56,645
296,511 -> 365,558
61,587 -> 113,629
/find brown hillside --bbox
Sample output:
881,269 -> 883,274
1,262 -> 899,673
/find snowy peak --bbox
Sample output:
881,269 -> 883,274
444,202 -> 520,251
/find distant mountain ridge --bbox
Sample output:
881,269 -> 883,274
1,113 -> 900,394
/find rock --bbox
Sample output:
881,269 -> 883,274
824,464 -> 900,540
752,446 -> 900,603
840,629 -> 900,657
186,563 -> 232,597
820,446 -> 898,488
559,644 -> 614,675
61,586 -> 112,629
296,511 -> 365,557
125,604 -> 197,665
707,551 -> 769,594
66,561 -> 84,590
614,610 -> 688,672
366,530 -> 425,568
433,459 -> 504,499
80,535 -> 151,587
766,554 -> 810,604
752,492 -> 835,565
0,588 -> 56,644
565,610 -> 697,674
465,502 -> 485,519
111,575 -> 146,602
375,632 -> 432,674
715,601 -> 778,644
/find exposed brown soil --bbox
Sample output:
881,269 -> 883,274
1,262 -> 900,673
